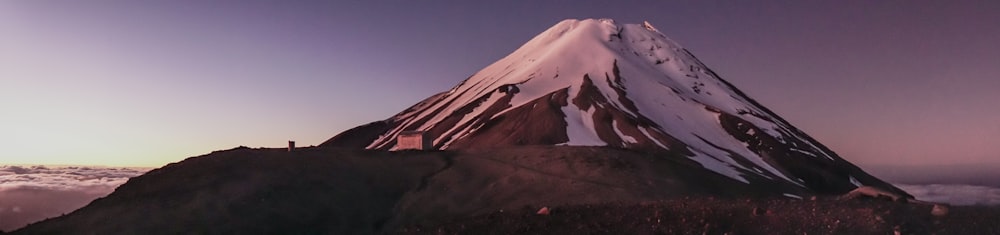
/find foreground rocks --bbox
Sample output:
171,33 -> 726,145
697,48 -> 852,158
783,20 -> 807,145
404,197 -> 1000,235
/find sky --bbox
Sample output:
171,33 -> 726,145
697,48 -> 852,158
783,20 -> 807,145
1,1 -> 998,168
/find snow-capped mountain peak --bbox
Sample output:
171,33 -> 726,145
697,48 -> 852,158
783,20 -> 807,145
323,18 -> 906,197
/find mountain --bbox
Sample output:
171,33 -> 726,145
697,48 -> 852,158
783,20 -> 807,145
13,19 -> 917,234
323,19 -> 904,196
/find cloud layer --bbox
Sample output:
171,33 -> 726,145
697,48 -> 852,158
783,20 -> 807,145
896,184 -> 1000,206
0,165 -> 148,231
0,165 -> 146,192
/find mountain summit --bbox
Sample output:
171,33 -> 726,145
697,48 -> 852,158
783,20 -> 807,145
323,19 -> 903,196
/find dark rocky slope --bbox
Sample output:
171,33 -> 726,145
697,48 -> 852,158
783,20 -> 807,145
13,146 -> 998,234
13,146 -> 829,234
406,197 -> 1000,235
13,147 -> 445,234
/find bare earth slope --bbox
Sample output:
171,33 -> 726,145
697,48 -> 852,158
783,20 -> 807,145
13,146 -> 772,234
12,147 -> 447,234
12,146 -> 1000,234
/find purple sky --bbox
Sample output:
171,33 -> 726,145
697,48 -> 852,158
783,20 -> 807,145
1,1 -> 998,167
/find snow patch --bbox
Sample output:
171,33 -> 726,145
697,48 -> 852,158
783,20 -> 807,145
433,92 -> 507,147
612,120 -> 638,144
782,193 -> 803,199
559,102 -> 606,146
790,148 -> 818,157
849,176 -> 863,187
638,127 -> 669,150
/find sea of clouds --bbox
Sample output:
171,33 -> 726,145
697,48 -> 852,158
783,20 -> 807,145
0,165 -> 148,232
896,183 -> 1000,206
0,165 -> 146,192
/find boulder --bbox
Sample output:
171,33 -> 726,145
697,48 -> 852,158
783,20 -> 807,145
931,204 -> 949,217
536,207 -> 550,215
839,186 -> 905,202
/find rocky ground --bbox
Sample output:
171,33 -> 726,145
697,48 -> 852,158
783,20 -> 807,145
403,197 -> 1000,235
9,146 -> 999,234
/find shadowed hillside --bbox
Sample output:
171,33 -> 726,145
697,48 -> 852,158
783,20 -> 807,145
11,146 -> 1000,234
12,147 -> 446,234
11,146 -> 807,234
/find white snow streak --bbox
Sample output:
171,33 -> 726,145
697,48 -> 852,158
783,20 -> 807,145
612,120 -> 638,144
560,93 -> 606,146
783,193 -> 803,199
638,127 -> 669,150
849,176 -> 863,187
